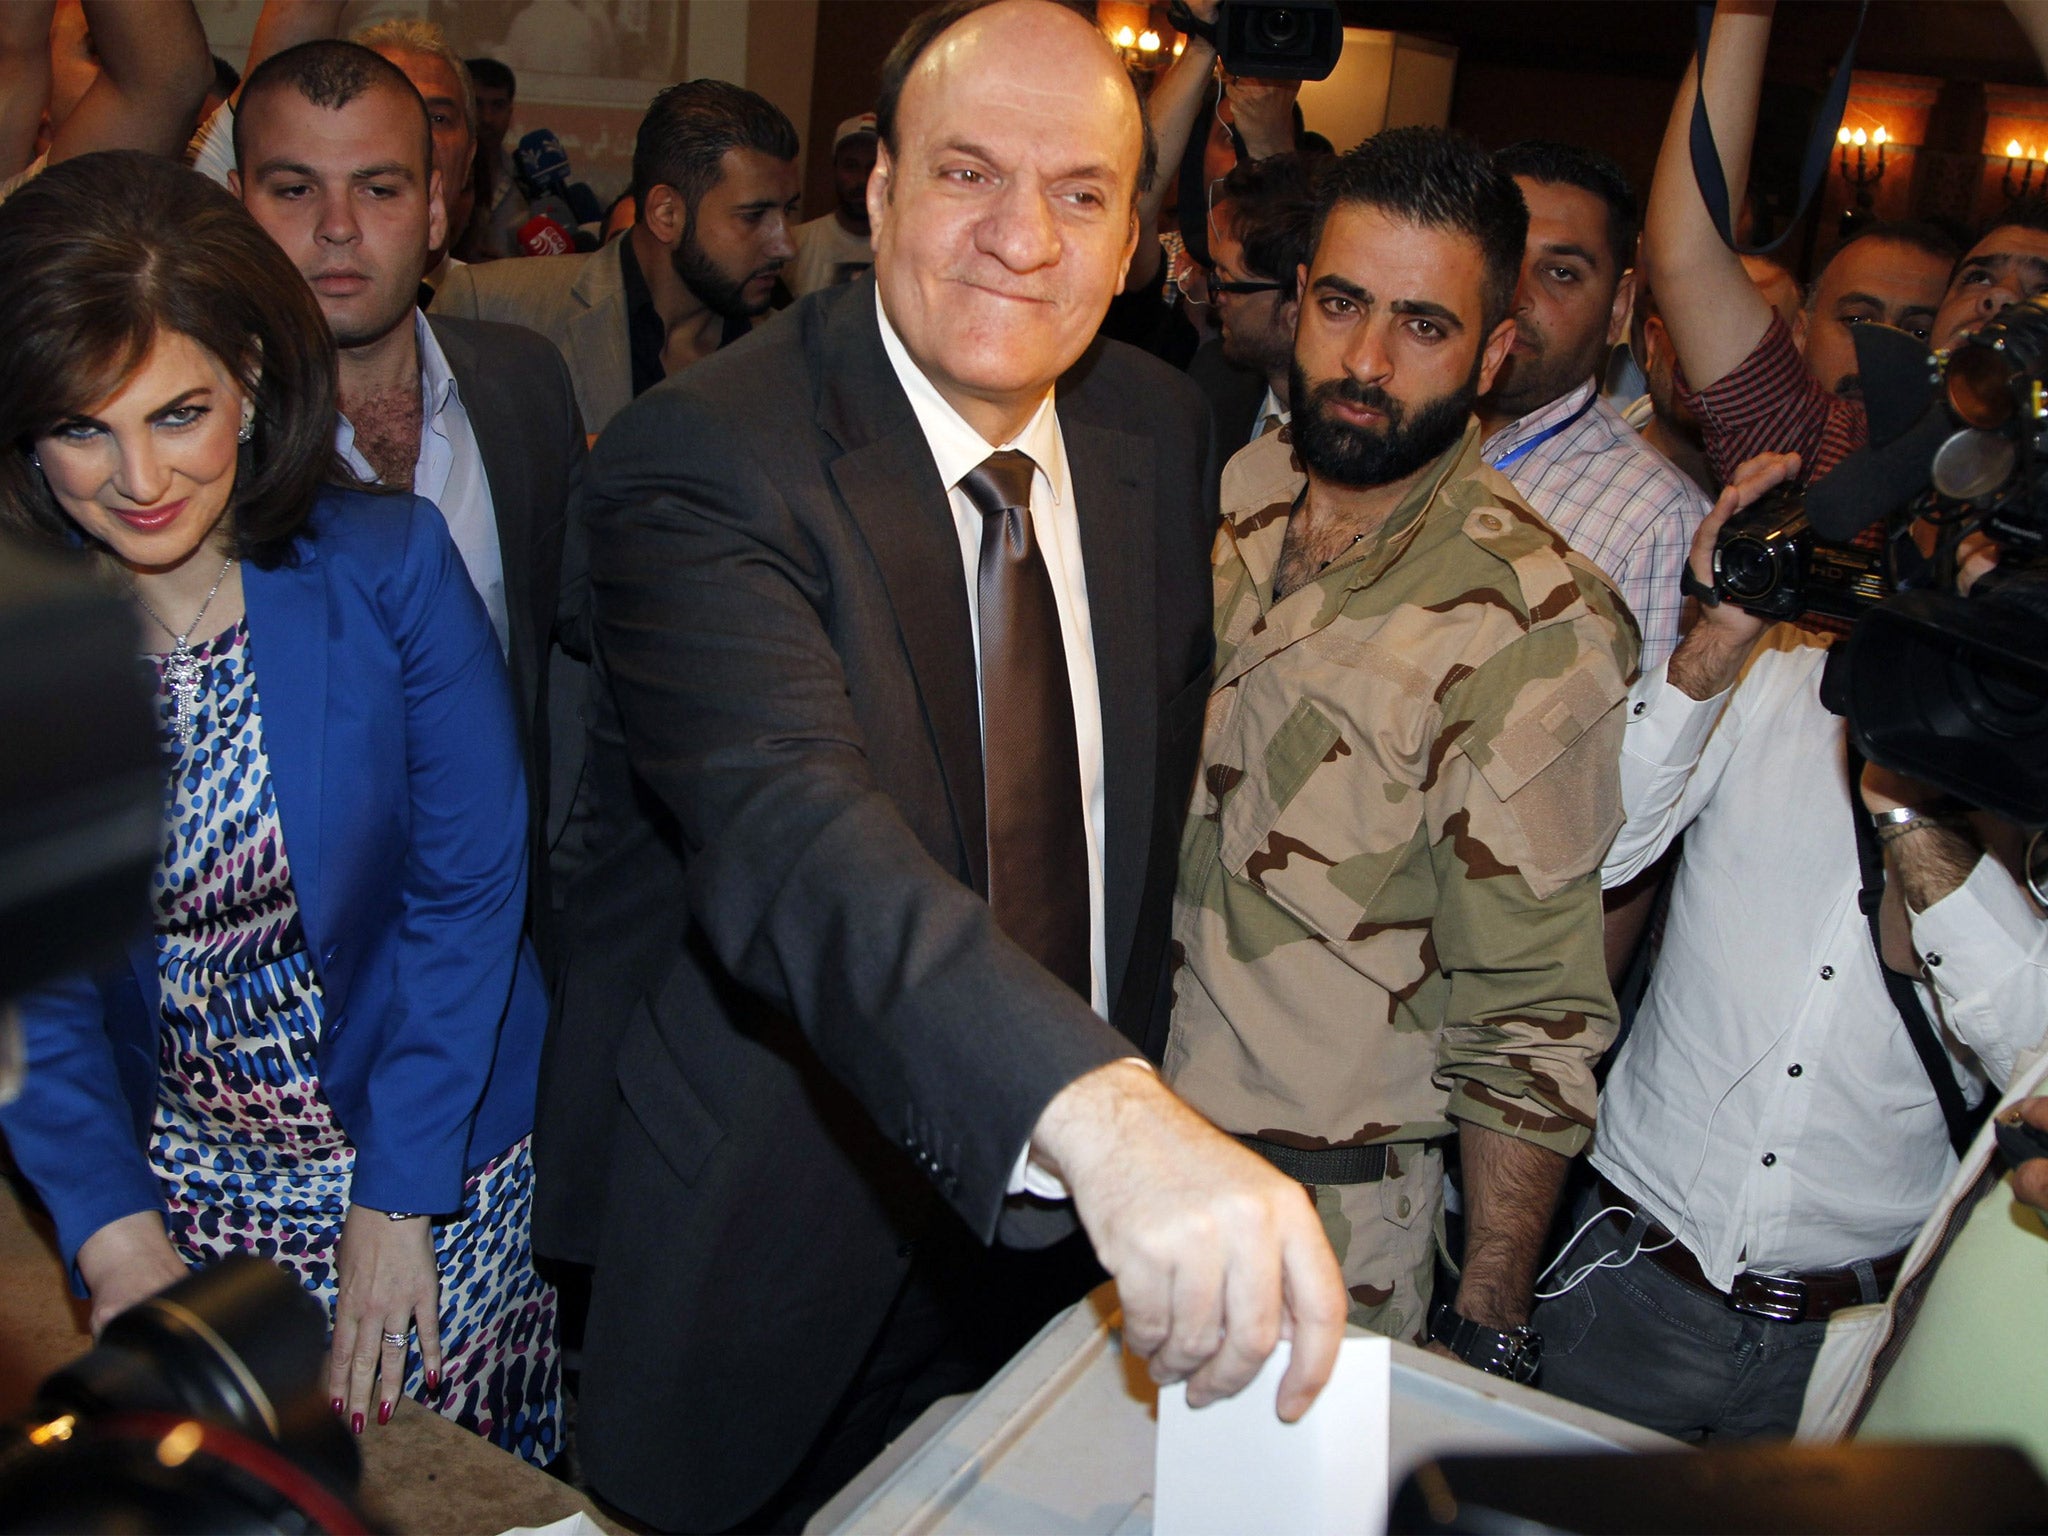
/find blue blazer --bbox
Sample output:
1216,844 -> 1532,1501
1,487 -> 548,1273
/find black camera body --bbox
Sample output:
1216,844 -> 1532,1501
1710,484 -> 1893,623
1169,0 -> 1343,81
1788,297 -> 2048,826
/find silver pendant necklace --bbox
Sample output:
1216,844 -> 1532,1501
133,555 -> 236,742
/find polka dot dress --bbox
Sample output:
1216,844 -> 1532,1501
143,619 -> 561,1466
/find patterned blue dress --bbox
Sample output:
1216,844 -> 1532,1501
144,618 -> 560,1465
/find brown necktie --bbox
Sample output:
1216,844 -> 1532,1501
959,450 -> 1091,1000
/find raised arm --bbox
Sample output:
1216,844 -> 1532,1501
1643,0 -> 1775,392
234,0 -> 346,102
2005,0 -> 2048,77
0,2 -> 53,177
48,0 -> 210,163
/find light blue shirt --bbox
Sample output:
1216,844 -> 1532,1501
335,311 -> 509,656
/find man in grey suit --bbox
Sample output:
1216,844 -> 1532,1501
556,3 -> 1346,1529
431,79 -> 802,435
233,41 -> 584,943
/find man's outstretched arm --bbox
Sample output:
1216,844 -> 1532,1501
1643,0 -> 1776,392
48,0 -> 210,163
1031,1061 -> 1347,1420
0,2 -> 52,178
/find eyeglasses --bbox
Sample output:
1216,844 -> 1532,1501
1173,264 -> 1285,306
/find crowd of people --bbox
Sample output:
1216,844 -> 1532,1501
3,0 -> 2047,1530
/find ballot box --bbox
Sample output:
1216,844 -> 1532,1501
811,1284 -> 1673,1536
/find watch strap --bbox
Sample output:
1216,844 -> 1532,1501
1429,1302 -> 1542,1384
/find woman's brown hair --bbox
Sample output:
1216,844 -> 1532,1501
0,150 -> 341,568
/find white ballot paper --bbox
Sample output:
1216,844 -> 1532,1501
1153,1334 -> 1391,1536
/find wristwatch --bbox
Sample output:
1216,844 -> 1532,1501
1428,1303 -> 1542,1384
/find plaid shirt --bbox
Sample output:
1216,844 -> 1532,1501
1481,381 -> 1708,668
1681,313 -> 1869,487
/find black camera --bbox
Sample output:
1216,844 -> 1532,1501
1217,1 -> 1342,80
1710,484 -> 1893,623
0,1254 -> 364,1532
1169,1 -> 1343,81
1799,297 -> 2048,826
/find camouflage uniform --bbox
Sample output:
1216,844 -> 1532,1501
1165,420 -> 1640,1342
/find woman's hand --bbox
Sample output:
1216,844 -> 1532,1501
76,1210 -> 189,1335
329,1204 -> 442,1434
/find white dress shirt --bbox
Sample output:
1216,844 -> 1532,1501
875,292 -> 1115,1199
336,311 -> 510,656
1595,624 -> 2048,1288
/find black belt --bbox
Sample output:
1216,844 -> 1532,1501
1596,1176 -> 1903,1324
1238,1136 -> 1390,1185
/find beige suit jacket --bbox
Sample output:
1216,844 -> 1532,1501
432,243 -> 633,435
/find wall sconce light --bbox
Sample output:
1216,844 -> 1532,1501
1836,123 -> 1888,209
2005,138 -> 2041,199
1109,20 -> 1175,73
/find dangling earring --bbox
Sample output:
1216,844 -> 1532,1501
237,412 -> 254,443
28,450 -> 40,470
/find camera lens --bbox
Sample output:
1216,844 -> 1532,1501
1947,341 -> 2020,431
1257,9 -> 1303,45
1716,537 -> 1779,601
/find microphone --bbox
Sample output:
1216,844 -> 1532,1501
516,214 -> 572,258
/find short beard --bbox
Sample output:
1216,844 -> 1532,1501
670,215 -> 773,321
1288,357 -> 1478,489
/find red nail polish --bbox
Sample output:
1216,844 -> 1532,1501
331,1397 -> 344,1416
425,1369 -> 440,1392
351,1412 -> 364,1435
377,1400 -> 393,1426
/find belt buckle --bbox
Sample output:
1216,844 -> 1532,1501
1728,1272 -> 1808,1324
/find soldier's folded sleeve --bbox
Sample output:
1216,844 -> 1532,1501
1422,630 -> 1629,1157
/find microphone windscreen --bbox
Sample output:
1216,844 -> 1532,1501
1805,405 -> 1949,541
1851,323 -> 1940,447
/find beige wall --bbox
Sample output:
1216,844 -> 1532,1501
195,0 -> 821,207
1296,29 -> 1458,153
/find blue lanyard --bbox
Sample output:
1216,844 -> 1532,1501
1486,392 -> 1598,473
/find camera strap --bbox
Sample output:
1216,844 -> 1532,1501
1845,745 -> 1986,1160
1688,0 -> 1869,256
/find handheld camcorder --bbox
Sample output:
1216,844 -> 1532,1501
1708,299 -> 2048,825
1167,1 -> 1343,81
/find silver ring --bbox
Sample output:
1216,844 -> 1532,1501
382,1330 -> 410,1346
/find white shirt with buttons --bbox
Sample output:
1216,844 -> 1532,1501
1593,623 -> 2048,1289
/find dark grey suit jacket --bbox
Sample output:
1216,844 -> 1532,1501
545,275 -> 1215,1528
426,313 -> 586,941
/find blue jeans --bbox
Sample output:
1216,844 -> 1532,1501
1530,1183 -> 1829,1440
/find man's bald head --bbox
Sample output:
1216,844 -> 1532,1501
876,0 -> 1156,208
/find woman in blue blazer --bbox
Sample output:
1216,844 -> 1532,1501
0,156 -> 557,1461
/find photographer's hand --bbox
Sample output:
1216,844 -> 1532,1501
76,1210 -> 190,1335
1666,451 -> 1798,700
329,1204 -> 442,1435
1221,72 -> 1301,161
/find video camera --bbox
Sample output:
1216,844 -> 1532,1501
1706,299 -> 2048,826
1166,1 -> 1343,82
